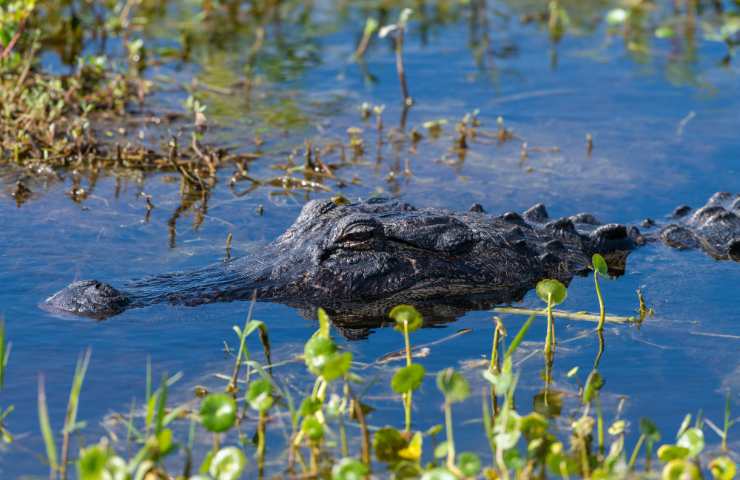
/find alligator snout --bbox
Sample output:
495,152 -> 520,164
43,280 -> 130,318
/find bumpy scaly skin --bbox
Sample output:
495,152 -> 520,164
44,192 -> 738,327
658,192 -> 740,261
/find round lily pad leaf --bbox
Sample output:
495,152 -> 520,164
389,305 -> 423,333
457,452 -> 482,477
200,393 -> 237,433
657,445 -> 690,462
662,459 -> 701,480
209,446 -> 247,480
709,456 -> 736,480
373,427 -> 406,463
391,364 -> 425,394
321,351 -> 353,382
77,444 -> 110,480
535,279 -> 567,306
246,378 -> 273,412
677,427 -> 704,458
331,457 -> 369,480
592,254 -> 608,277
436,368 -> 470,403
304,336 -> 337,376
301,416 -> 324,442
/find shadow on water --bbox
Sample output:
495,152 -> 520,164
0,0 -> 739,475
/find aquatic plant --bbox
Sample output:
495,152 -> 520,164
591,253 -> 609,332
379,8 -> 414,107
535,278 -> 568,356
389,305 -> 425,433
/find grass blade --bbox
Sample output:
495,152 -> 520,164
37,374 -> 58,478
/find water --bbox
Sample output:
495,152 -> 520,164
1,1 -> 739,476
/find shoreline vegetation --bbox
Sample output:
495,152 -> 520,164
1,0 -> 738,478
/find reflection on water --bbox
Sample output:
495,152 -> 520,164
1,0 -> 739,475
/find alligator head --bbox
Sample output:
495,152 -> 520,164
44,192 -> 738,333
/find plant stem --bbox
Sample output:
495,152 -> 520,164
544,295 -> 555,356
594,272 -> 606,331
628,434 -> 645,470
594,330 -> 605,370
228,291 -> 257,392
596,396 -> 604,455
257,410 -> 266,479
403,320 -> 413,432
444,400 -> 456,469
395,27 -> 412,106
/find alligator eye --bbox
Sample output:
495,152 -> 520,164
337,223 -> 378,247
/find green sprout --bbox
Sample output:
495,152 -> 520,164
592,253 -> 609,331
535,279 -> 568,356
436,368 -> 470,471
389,305 -> 425,433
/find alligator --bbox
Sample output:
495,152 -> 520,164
44,192 -> 739,335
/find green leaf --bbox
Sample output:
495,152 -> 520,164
373,427 -> 406,463
391,364 -> 425,394
421,468 -> 457,480
482,362 -> 512,397
299,397 -> 322,417
640,418 -> 661,443
535,279 -> 568,306
389,305 -> 423,333
583,371 -> 605,404
457,452 -> 482,476
677,427 -> 704,458
520,413 -> 549,440
317,308 -> 331,338
592,254 -> 608,277
209,446 -> 247,480
398,431 -> 423,461
505,314 -> 535,357
301,416 -> 324,442
332,457 -> 369,480
657,444 -> 690,462
77,444 -> 110,480
534,389 -> 563,418
246,378 -> 273,412
304,336 -> 337,376
146,428 -> 176,459
321,351 -> 353,382
709,456 -> 737,480
199,393 -> 237,433
37,376 -> 58,472
436,368 -> 470,403
433,441 -> 448,459
662,459 -> 701,480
